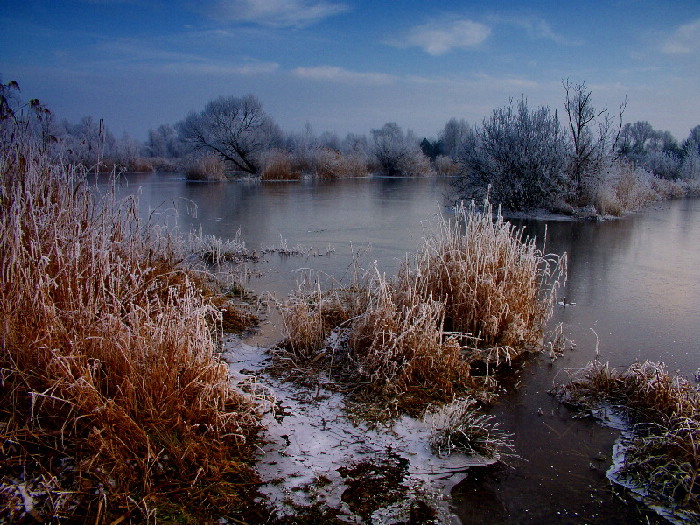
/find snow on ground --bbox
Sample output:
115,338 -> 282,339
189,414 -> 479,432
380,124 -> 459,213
224,336 -> 495,523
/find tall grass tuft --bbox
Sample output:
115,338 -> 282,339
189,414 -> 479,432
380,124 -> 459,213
556,360 -> 700,516
0,151 -> 260,521
413,200 -> 565,361
279,200 -> 566,412
184,152 -> 226,180
428,397 -> 515,459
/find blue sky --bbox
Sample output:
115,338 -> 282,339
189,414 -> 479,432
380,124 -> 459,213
1,0 -> 699,142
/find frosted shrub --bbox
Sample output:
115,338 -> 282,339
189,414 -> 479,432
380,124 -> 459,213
592,160 -> 657,216
278,199 -> 566,412
460,98 -> 568,210
434,155 -> 459,176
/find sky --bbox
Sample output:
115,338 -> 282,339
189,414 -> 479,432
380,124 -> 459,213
1,0 -> 699,142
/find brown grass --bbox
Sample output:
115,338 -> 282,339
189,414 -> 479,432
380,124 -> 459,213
185,153 -> 226,180
278,200 -> 566,413
313,149 -> 369,179
556,360 -> 700,515
413,200 -> 566,360
0,151 -> 261,522
434,155 -> 459,176
261,149 -> 302,181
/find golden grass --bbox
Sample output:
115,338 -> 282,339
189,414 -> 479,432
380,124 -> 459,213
278,200 -> 566,413
184,153 -> 226,180
261,149 -> 302,181
0,152 -> 261,522
313,149 -> 369,179
556,360 -> 700,516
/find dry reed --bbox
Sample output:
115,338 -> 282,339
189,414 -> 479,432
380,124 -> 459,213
278,200 -> 566,413
556,360 -> 700,516
261,149 -> 302,181
427,397 -> 515,459
313,148 -> 369,179
0,151 -> 261,522
184,152 -> 226,180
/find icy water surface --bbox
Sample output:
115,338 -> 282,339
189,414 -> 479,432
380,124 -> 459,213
102,173 -> 700,523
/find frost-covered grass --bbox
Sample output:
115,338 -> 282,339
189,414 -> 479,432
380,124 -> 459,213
556,360 -> 700,517
0,150 -> 261,522
184,152 -> 226,180
278,200 -> 566,414
427,397 -> 515,459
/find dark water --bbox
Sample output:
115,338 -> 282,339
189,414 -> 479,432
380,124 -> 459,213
102,173 -> 700,523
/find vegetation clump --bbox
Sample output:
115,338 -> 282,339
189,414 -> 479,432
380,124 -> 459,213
555,360 -> 700,518
278,200 -> 566,415
428,397 -> 515,459
0,143 -> 261,521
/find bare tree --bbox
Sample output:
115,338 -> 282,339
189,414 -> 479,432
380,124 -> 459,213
562,80 -> 627,193
177,94 -> 281,174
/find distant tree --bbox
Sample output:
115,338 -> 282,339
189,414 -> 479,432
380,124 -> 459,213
371,122 -> 431,176
419,137 -> 440,160
341,132 -> 370,157
147,124 -> 183,158
681,138 -> 700,179
176,94 -> 281,174
619,121 -> 656,155
439,118 -> 471,160
57,116 -> 115,169
459,98 -> 567,210
685,125 -> 700,156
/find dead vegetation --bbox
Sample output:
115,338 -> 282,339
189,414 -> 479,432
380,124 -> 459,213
0,149 -> 262,522
277,200 -> 566,416
427,397 -> 515,459
555,360 -> 700,517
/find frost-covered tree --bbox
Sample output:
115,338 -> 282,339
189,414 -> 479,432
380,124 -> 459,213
57,116 -> 116,169
459,98 -> 567,210
146,124 -> 183,158
684,126 -> 700,156
619,121 -> 656,155
562,80 -> 626,197
371,122 -> 431,176
176,94 -> 281,174
439,118 -> 471,160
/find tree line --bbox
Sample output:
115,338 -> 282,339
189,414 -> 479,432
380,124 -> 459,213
3,77 -> 699,213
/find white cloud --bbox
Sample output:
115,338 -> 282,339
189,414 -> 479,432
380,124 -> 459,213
399,18 -> 491,55
292,66 -> 397,85
162,61 -> 279,76
501,16 -> 582,46
208,0 -> 348,28
661,19 -> 700,54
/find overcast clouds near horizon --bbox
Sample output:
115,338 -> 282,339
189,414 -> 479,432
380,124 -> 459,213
1,0 -> 699,142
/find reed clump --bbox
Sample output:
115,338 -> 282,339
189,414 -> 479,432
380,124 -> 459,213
427,397 -> 515,459
261,149 -> 302,180
278,201 -> 566,413
0,153 -> 261,522
556,360 -> 700,516
184,152 -> 226,180
313,148 -> 369,179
